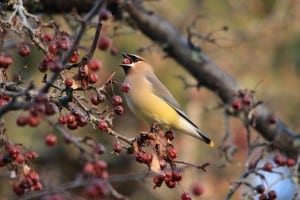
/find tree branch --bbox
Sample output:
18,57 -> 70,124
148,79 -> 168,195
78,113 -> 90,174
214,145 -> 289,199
123,1 -> 298,155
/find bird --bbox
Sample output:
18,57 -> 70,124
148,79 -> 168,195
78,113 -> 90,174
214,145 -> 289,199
119,53 -> 214,147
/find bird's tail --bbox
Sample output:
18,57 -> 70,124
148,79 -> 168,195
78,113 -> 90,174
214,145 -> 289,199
196,129 -> 214,147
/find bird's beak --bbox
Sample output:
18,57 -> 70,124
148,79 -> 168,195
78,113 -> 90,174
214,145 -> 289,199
119,53 -> 133,68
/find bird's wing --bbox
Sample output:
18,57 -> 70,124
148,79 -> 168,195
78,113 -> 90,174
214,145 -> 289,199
145,74 -> 199,130
145,74 -> 181,108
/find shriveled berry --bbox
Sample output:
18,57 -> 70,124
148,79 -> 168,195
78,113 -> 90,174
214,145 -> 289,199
165,130 -> 175,140
18,44 -> 31,57
88,73 -> 98,84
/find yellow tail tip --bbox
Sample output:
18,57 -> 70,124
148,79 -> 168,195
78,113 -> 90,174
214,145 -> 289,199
209,141 -> 214,148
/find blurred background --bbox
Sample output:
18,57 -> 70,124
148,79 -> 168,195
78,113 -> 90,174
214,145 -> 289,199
1,0 -> 300,199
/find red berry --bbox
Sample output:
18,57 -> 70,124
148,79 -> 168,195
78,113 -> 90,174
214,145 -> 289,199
16,115 -> 28,126
268,190 -> 277,199
232,98 -> 242,110
12,182 -> 25,196
91,95 -> 100,105
25,151 -> 39,160
69,49 -> 79,63
43,34 -> 53,42
263,162 -> 273,171
28,116 -> 40,127
45,102 -> 57,115
100,9 -> 112,20
15,154 -> 25,164
114,105 -> 124,115
258,194 -> 268,200
274,154 -> 286,166
98,36 -> 111,50
94,160 -> 108,170
8,145 -> 19,158
159,159 -> 167,170
66,114 -> 76,124
49,61 -> 62,72
153,175 -> 163,185
58,35 -> 71,50
64,77 -> 73,87
192,182 -> 204,196
172,170 -> 182,181
27,170 -> 40,183
88,59 -> 102,71
18,44 -> 31,57
167,148 -> 178,159
98,120 -> 108,131
67,121 -> 78,130
110,46 -> 119,55
181,192 -> 192,200
286,158 -> 296,167
88,73 -> 98,84
112,95 -> 122,106
0,55 -> 13,69
165,180 -> 176,188
58,116 -> 67,124
165,130 -> 175,140
44,133 -> 57,146
83,162 -> 95,175
120,82 -> 130,93
113,143 -> 122,153
255,184 -> 265,194
48,42 -> 58,54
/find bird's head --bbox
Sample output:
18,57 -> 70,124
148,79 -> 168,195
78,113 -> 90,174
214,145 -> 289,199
120,53 -> 152,75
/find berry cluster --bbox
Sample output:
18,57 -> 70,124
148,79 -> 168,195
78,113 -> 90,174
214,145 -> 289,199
0,142 -> 41,196
255,185 -> 277,200
231,89 -> 257,113
58,112 -> 89,130
16,93 -> 57,128
82,160 -> 109,198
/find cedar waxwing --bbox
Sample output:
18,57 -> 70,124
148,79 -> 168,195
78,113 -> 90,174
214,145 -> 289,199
119,53 -> 214,147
